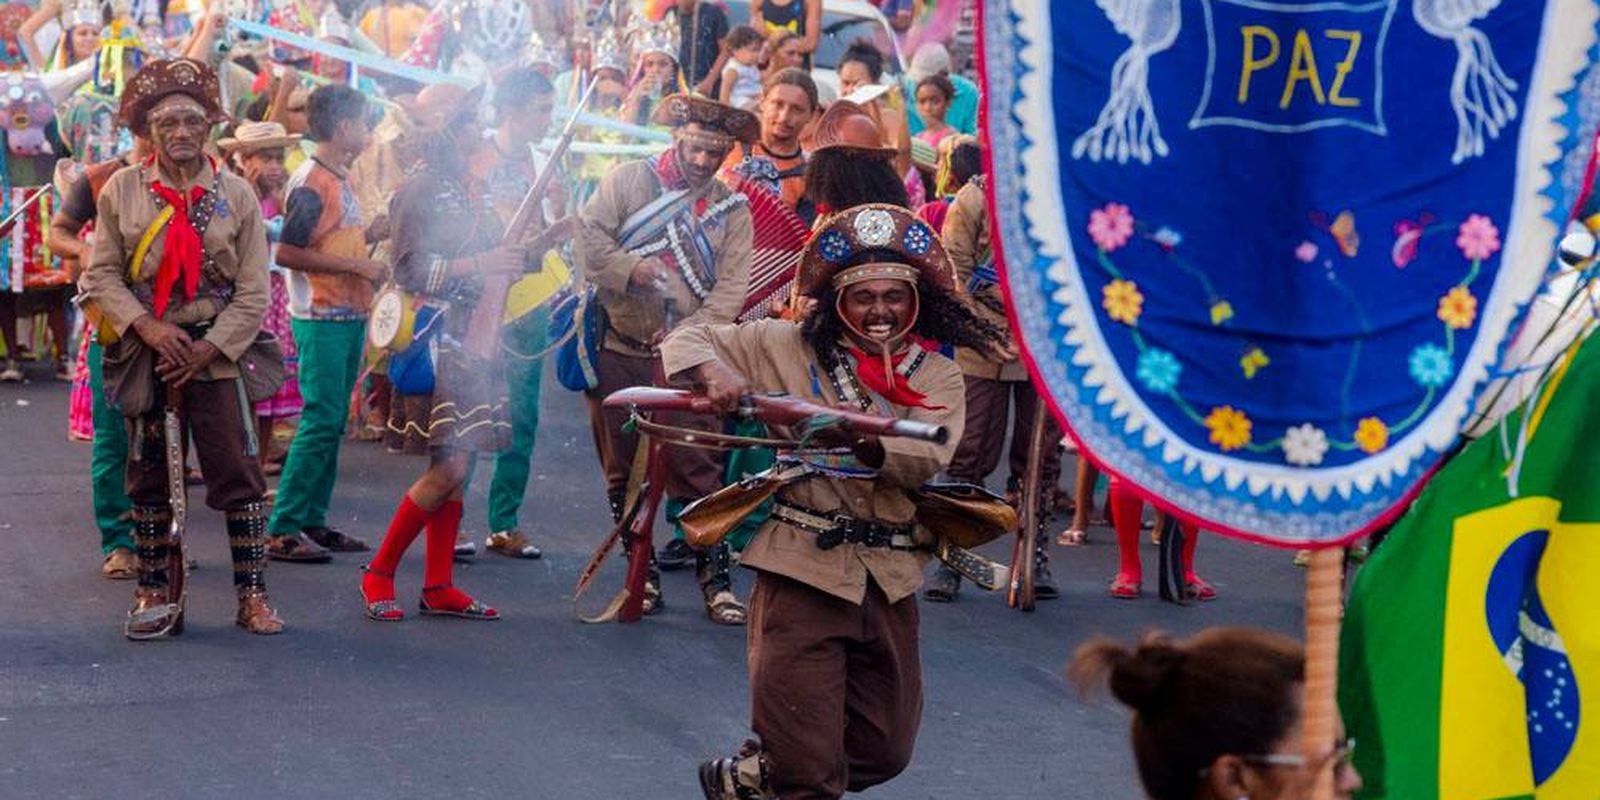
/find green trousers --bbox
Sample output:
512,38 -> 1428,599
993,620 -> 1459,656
87,339 -> 133,554
484,310 -> 548,533
268,318 -> 366,535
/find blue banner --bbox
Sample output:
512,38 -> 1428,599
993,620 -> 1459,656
984,0 -> 1600,545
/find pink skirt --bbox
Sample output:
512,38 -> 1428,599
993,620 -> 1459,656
255,271 -> 304,419
67,322 -> 93,442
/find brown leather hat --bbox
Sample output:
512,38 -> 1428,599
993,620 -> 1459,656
651,92 -> 760,145
797,203 -> 955,298
118,58 -> 223,135
810,100 -> 897,158
404,82 -> 485,133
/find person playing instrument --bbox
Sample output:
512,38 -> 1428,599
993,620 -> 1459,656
1069,628 -> 1363,800
359,85 -> 560,623
923,160 -> 1058,604
721,67 -> 817,223
80,57 -> 281,638
266,84 -> 386,563
683,203 -> 1007,799
479,66 -> 563,560
575,92 -> 756,625
53,136 -> 149,580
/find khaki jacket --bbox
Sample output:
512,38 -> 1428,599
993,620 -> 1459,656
943,179 -> 1027,382
576,159 -> 752,355
660,319 -> 966,605
82,159 -> 269,381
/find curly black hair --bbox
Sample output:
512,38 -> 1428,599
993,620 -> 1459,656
802,269 -> 1008,371
805,148 -> 909,210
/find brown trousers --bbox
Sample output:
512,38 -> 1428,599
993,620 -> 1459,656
948,376 -> 1063,488
749,571 -> 922,799
584,348 -> 724,502
127,377 -> 267,511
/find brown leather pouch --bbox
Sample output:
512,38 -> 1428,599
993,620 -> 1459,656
912,482 -> 1018,549
678,465 -> 811,549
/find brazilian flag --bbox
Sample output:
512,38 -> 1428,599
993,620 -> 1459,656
1341,333 -> 1600,798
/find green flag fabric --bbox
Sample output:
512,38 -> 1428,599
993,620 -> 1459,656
1340,332 -> 1600,799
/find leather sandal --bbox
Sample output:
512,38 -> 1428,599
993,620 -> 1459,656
705,590 -> 747,626
361,567 -> 404,622
236,592 -> 285,635
304,525 -> 368,552
101,548 -> 138,580
125,588 -> 184,640
419,586 -> 500,620
266,533 -> 332,563
642,577 -> 664,616
1055,528 -> 1088,547
485,530 -> 542,559
1108,575 -> 1142,599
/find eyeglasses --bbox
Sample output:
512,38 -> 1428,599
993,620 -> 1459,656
1241,738 -> 1357,774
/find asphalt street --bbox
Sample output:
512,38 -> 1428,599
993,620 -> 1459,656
0,359 -> 1309,799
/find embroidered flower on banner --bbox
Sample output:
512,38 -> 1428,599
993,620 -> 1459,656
1102,279 -> 1144,324
1205,405 -> 1252,451
1209,300 -> 1234,325
1295,241 -> 1319,263
1408,343 -> 1455,388
818,230 -> 851,263
1436,286 -> 1478,330
1088,202 -> 1134,252
1456,214 -> 1501,261
1355,417 -> 1389,454
1282,423 -> 1329,467
1136,348 -> 1182,393
1151,226 -> 1182,249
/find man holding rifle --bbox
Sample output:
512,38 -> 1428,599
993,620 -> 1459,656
575,92 -> 756,625
668,204 -> 1008,799
81,58 -> 281,638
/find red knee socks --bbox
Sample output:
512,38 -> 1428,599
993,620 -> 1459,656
1181,522 -> 1201,583
421,499 -> 476,611
1108,480 -> 1145,585
363,495 -> 431,604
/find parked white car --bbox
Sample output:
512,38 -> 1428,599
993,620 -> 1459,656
721,0 -> 906,100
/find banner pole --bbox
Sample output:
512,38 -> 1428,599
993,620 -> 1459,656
1303,547 -> 1345,800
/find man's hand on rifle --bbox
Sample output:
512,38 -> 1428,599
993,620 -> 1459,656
694,359 -> 751,414
157,340 -> 220,388
131,315 -> 194,368
364,213 -> 391,245
806,414 -> 887,468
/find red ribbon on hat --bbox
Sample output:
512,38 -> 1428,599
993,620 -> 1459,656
148,180 -> 206,319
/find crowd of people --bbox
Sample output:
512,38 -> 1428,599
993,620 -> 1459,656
0,1 -> 1363,798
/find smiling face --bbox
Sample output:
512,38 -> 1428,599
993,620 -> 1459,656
69,23 -> 101,63
760,83 -> 813,150
838,277 -> 916,351
771,37 -> 805,70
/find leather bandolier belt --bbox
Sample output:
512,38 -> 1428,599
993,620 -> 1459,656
771,499 -> 917,551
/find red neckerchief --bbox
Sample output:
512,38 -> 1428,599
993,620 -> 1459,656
845,337 -> 945,410
146,155 -> 215,319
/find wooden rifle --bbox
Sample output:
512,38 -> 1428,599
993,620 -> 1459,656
600,387 -> 949,445
1007,402 -> 1049,611
462,75 -> 600,360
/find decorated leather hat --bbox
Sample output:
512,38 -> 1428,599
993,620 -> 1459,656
651,92 -> 760,146
118,57 -> 222,135
797,203 -> 955,298
811,99 -> 897,159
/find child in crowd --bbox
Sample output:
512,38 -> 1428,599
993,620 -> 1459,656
719,26 -> 766,111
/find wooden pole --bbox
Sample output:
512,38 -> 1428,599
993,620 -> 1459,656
1302,547 -> 1345,800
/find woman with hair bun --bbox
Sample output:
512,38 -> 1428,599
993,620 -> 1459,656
1069,628 -> 1363,800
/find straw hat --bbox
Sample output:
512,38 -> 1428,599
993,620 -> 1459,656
217,121 -> 302,153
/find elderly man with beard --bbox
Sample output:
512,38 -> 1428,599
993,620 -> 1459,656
82,58 -> 281,639
679,204 -> 1008,800
576,93 -> 756,625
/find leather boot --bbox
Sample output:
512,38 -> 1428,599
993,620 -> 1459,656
1033,525 -> 1059,600
228,502 -> 284,635
697,542 -> 745,625
126,505 -> 182,640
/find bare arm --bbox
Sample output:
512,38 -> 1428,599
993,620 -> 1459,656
802,0 -> 822,54
18,0 -> 60,69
